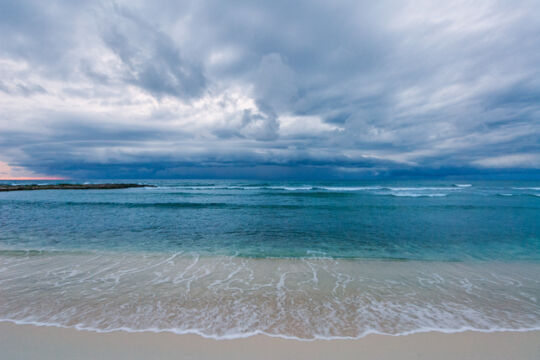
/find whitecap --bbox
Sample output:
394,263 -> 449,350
317,186 -> 383,191
267,186 -> 313,191
389,192 -> 447,197
384,187 -> 458,191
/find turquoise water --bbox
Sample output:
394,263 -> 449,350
1,180 -> 539,260
0,180 -> 539,338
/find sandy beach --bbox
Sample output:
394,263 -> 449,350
1,322 -> 538,360
2,0 -> 540,357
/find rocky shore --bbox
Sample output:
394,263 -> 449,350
0,183 -> 154,191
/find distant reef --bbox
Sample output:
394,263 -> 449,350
0,183 -> 155,192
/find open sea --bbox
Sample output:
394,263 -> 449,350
0,179 -> 539,339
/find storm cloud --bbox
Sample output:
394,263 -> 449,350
0,0 -> 539,179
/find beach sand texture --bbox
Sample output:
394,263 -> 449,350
1,323 -> 539,360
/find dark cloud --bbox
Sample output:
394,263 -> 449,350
101,5 -> 206,99
0,0 -> 539,178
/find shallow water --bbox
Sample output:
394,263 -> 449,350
0,180 -> 539,338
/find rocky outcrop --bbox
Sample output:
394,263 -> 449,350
0,184 -> 155,192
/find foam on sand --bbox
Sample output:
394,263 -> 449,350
1,252 -> 539,340
1,322 -> 539,360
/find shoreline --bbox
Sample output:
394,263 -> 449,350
2,318 -> 540,341
1,322 -> 539,359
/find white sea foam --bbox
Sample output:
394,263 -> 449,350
383,187 -> 459,191
1,252 -> 538,340
388,192 -> 447,197
317,186 -> 383,191
374,186 -> 468,197
270,186 -> 313,191
147,185 -> 469,194
1,318 -> 539,341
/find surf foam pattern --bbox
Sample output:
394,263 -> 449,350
1,252 -> 539,339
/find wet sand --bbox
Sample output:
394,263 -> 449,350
1,322 -> 539,359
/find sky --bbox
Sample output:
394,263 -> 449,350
0,0 -> 539,180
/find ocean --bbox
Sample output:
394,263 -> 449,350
0,179 -> 539,339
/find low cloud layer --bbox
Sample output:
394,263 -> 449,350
0,0 -> 539,179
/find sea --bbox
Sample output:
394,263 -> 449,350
0,179 -> 539,339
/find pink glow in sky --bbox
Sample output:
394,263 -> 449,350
0,161 -> 66,180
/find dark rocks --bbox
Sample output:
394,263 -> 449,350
0,184 -> 155,192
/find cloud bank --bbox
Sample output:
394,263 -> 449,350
0,0 -> 539,179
